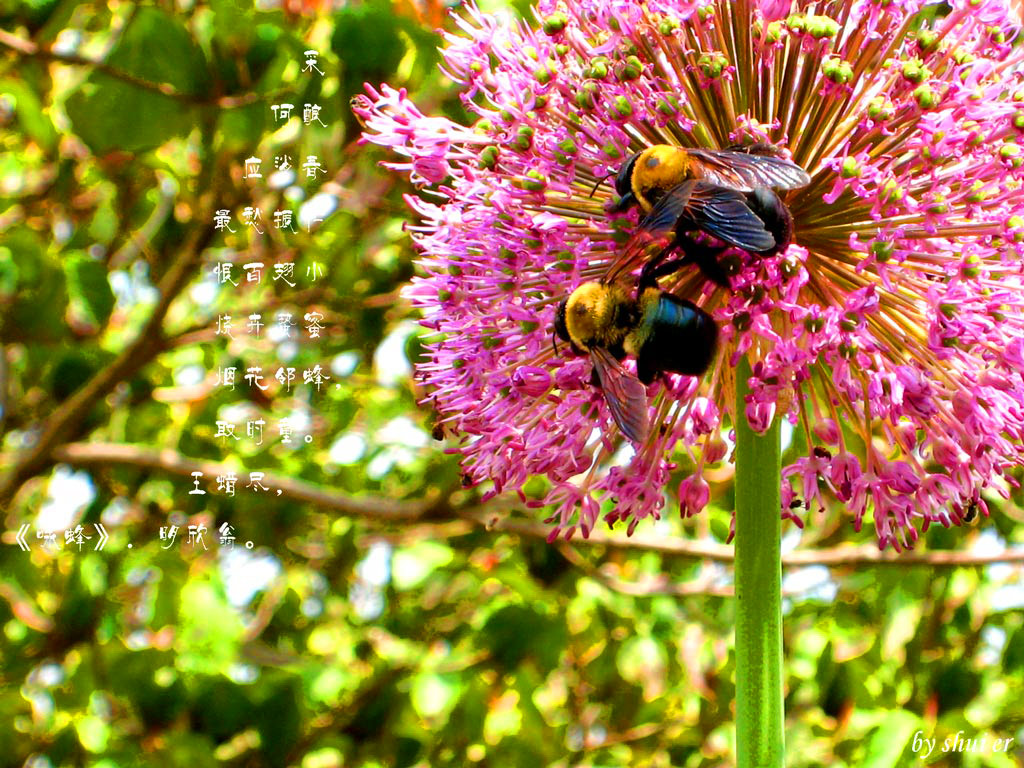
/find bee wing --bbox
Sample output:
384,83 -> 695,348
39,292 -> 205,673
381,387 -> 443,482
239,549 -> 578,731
601,184 -> 689,284
602,181 -> 774,283
687,148 -> 811,191
682,181 -> 776,252
591,346 -> 650,443
602,218 -> 676,284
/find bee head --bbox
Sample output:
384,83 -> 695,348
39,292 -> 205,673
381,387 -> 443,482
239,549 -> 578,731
558,281 -> 633,355
609,151 -> 641,212
553,298 -> 570,343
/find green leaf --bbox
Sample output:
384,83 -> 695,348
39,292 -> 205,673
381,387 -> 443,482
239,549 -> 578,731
255,678 -> 302,766
107,650 -> 187,728
0,246 -> 18,299
0,227 -> 67,342
177,576 -> 244,674
65,8 -> 207,153
332,6 -> 406,97
392,541 -> 453,590
65,253 -> 115,327
410,673 -> 459,720
74,715 -> 110,753
1003,625 -> 1024,672
481,605 -> 565,670
860,709 -> 921,768
0,78 -> 57,150
616,636 -> 668,694
190,677 -> 255,741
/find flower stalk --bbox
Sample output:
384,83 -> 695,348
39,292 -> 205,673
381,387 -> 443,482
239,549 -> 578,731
734,355 -> 784,768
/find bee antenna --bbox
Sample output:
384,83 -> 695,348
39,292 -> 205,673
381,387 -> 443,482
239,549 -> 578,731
588,172 -> 613,199
551,326 -> 560,356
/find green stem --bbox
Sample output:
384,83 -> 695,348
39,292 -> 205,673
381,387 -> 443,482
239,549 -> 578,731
734,355 -> 785,768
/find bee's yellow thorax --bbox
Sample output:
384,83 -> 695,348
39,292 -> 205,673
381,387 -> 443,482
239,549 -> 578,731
632,145 -> 693,211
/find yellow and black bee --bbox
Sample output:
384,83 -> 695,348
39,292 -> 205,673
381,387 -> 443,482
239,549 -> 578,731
610,143 -> 811,214
607,144 -> 809,287
553,277 -> 718,443
638,183 -> 798,287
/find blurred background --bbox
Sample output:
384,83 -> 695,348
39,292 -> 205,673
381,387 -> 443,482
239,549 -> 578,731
1,1 -> 1023,766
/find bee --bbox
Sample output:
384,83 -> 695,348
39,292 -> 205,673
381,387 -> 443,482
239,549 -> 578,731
553,274 -> 718,443
610,143 -> 811,214
607,145 -> 808,288
962,502 -> 978,524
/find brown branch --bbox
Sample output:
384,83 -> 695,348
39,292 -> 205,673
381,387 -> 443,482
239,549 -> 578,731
0,206 -> 217,506
51,442 -> 437,520
0,28 -> 264,109
43,441 -> 1024,569
162,287 -> 332,349
490,514 -> 1024,568
0,346 -> 7,436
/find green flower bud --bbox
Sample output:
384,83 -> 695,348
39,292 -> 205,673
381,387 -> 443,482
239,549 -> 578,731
542,13 -> 567,35
478,146 -> 499,170
902,59 -> 929,84
823,57 -> 853,84
916,30 -> 939,52
574,82 -> 599,110
868,96 -> 894,121
966,182 -> 990,204
804,316 -> 825,332
656,95 -> 680,116
610,95 -> 633,118
961,254 -> 981,278
786,13 -> 806,32
521,170 -> 546,191
698,52 -> 728,78
807,15 -> 839,39
619,55 -> 643,81
585,57 -> 610,79
871,241 -> 894,262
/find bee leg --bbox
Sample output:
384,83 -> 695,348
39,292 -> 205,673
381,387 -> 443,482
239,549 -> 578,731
637,244 -> 678,288
643,236 -> 729,288
642,255 -> 690,284
676,235 -> 730,288
636,355 -> 658,386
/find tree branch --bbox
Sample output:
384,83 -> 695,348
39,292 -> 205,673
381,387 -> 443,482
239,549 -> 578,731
0,211 -> 217,506
0,28 -> 265,108
45,441 -> 1024,569
51,442 -> 437,520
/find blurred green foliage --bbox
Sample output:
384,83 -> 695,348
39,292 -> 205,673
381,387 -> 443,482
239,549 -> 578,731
1,2 -> 1023,767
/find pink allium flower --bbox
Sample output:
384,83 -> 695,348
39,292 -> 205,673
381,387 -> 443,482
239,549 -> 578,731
356,0 -> 1024,549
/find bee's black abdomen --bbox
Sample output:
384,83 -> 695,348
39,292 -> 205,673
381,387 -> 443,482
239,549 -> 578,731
635,292 -> 718,382
745,186 -> 794,255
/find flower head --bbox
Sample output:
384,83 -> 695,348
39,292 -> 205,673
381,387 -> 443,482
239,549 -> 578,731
356,0 -> 1024,548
